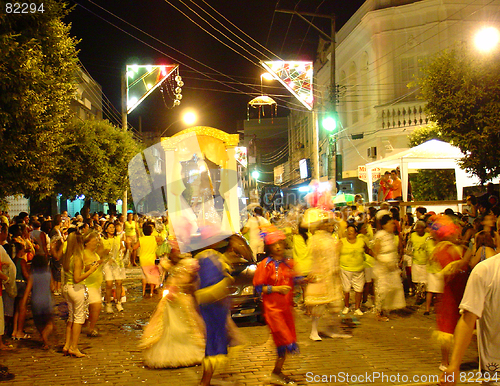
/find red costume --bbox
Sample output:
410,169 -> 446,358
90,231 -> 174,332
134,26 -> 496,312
253,257 -> 298,357
432,241 -> 468,335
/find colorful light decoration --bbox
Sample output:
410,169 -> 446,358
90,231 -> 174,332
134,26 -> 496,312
126,64 -> 179,114
261,61 -> 314,110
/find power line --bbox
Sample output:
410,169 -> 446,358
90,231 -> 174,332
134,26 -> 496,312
197,0 -> 282,60
73,0 -> 308,113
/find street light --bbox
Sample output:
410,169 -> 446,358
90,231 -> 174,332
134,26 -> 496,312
322,115 -> 338,132
474,26 -> 500,52
159,110 -> 197,137
260,72 -> 275,94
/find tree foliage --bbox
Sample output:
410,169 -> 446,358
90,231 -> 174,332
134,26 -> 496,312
56,119 -> 142,204
408,124 -> 457,201
417,43 -> 500,183
0,0 -> 79,199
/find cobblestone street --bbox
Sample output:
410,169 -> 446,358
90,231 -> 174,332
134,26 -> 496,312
1,267 -> 479,385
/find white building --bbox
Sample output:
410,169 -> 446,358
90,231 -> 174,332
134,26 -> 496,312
282,0 -> 500,196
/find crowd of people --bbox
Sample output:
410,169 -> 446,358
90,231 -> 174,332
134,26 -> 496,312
0,211 -> 168,357
0,187 -> 498,385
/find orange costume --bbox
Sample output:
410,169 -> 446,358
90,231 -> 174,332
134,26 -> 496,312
253,257 -> 298,357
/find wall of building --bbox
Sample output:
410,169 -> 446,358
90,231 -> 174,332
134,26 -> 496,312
70,67 -> 103,121
331,0 -> 500,177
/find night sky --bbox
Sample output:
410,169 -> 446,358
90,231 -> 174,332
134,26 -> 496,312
67,0 -> 365,135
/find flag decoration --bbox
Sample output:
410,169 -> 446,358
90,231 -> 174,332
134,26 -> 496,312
261,61 -> 313,110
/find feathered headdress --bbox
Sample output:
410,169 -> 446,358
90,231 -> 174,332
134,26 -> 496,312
429,214 -> 460,241
260,225 -> 286,245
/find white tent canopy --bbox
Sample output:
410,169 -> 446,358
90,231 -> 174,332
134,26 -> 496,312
365,139 -> 490,202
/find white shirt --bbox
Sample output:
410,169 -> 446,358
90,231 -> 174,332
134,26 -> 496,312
245,216 -> 269,243
459,254 -> 500,376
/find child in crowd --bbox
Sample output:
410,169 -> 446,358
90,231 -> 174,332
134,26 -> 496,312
22,254 -> 53,349
254,226 -> 300,386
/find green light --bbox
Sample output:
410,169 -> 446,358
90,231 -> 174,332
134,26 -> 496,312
251,170 -> 260,179
323,116 -> 337,132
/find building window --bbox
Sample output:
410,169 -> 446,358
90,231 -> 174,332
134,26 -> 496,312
398,55 -> 425,98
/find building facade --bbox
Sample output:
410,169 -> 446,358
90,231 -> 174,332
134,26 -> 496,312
279,0 -> 500,197
70,67 -> 103,121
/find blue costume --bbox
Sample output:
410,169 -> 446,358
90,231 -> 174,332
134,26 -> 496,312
194,249 -> 234,369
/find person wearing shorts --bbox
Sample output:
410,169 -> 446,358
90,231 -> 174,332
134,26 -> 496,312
83,230 -> 107,336
102,222 -> 126,314
425,241 -> 442,316
339,224 -> 369,316
124,214 -> 138,267
62,233 -> 103,357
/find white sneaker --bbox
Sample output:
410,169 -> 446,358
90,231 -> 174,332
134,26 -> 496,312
106,303 -> 114,314
354,309 -> 364,316
342,307 -> 350,315
439,364 -> 448,372
309,333 -> 322,341
116,302 -> 124,312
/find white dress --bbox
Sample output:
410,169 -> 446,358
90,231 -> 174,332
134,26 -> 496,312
304,230 -> 343,313
139,258 -> 205,368
373,230 -> 406,312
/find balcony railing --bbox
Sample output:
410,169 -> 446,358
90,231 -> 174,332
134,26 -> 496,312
378,102 -> 429,129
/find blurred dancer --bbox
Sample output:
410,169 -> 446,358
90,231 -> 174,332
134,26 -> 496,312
304,211 -> 346,340
428,215 -> 469,371
254,226 -> 299,386
139,241 -> 205,368
373,215 -> 406,321
194,237 -> 236,386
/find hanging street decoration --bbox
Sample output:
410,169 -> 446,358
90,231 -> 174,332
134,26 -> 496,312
234,146 -> 248,168
160,68 -> 184,109
247,95 -> 277,123
126,64 -> 179,114
261,61 -> 313,110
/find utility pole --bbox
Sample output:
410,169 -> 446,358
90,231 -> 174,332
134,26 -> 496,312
328,15 -> 337,188
276,9 -> 337,188
121,71 -> 128,215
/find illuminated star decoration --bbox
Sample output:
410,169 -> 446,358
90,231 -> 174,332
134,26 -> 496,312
126,64 -> 179,114
261,61 -> 313,110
